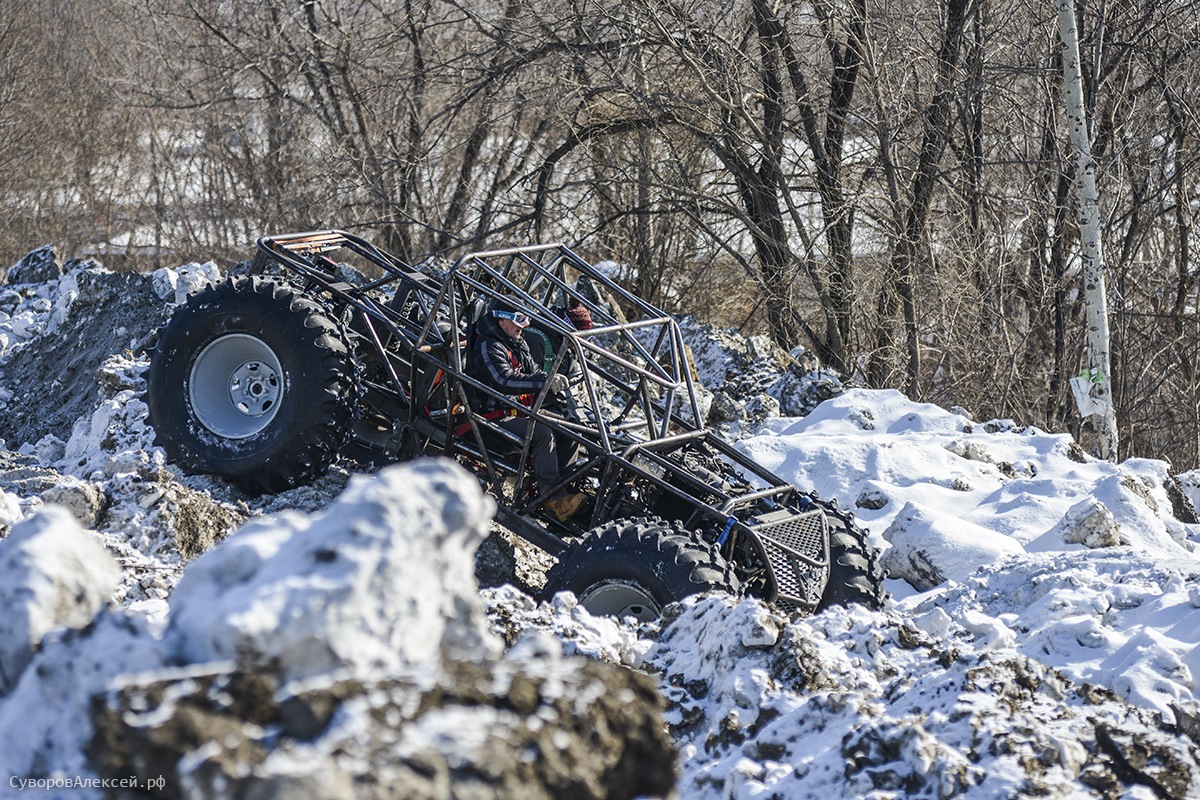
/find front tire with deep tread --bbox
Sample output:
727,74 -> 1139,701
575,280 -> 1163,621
815,500 -> 887,611
146,277 -> 359,493
540,517 -> 742,621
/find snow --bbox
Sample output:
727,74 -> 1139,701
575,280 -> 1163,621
0,489 -> 20,532
499,589 -> 1200,797
740,388 -> 1197,574
0,612 -> 163,781
0,507 -> 121,692
166,460 -> 501,681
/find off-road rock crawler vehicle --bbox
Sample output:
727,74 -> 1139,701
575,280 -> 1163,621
146,230 -> 885,618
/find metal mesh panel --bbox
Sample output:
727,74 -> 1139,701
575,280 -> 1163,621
754,510 -> 829,613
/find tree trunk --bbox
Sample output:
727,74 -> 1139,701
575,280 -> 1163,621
1058,0 -> 1119,460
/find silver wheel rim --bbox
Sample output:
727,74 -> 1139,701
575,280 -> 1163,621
189,334 -> 283,439
578,580 -> 662,622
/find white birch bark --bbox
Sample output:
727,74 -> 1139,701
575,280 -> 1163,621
1058,0 -> 1119,460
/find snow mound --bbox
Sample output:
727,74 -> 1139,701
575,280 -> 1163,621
167,459 -> 501,680
741,389 -> 1199,583
882,501 -> 1024,590
0,458 -> 674,797
0,258 -> 172,447
0,258 -> 248,604
920,550 -> 1200,721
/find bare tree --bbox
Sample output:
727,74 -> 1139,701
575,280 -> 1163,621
865,0 -> 975,395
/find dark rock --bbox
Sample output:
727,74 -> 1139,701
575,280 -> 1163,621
706,390 -> 745,424
475,530 -> 518,588
1165,477 -> 1199,524
6,245 -> 62,285
277,679 -> 361,741
856,490 -> 889,510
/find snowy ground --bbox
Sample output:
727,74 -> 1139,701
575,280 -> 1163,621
489,389 -> 1200,798
2,250 -> 1200,797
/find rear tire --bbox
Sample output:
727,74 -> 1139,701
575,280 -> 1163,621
540,517 -> 741,621
146,277 -> 359,493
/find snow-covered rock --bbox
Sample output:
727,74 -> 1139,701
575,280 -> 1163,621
0,506 -> 121,693
82,459 -> 675,799
39,475 -> 104,527
1043,496 -> 1123,548
150,260 -> 220,305
881,501 -> 1025,590
91,648 -> 676,800
167,459 -> 501,680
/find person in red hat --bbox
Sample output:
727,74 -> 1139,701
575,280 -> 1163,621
562,296 -> 593,331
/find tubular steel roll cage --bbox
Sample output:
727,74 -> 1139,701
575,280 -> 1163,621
255,229 -> 832,610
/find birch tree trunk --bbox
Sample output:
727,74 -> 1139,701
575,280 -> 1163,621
1057,0 -> 1119,460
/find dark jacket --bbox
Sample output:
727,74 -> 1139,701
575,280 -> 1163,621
468,313 -> 547,410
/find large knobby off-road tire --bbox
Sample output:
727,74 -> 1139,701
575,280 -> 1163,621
540,517 -> 742,622
816,501 -> 887,611
146,277 -> 359,493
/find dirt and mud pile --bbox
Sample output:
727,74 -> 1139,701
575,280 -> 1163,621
0,246 -> 174,447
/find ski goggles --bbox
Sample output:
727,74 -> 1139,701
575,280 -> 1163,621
492,310 -> 532,327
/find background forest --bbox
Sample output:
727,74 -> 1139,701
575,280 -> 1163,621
1,0 -> 1198,467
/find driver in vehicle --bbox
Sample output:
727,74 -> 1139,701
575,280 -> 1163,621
468,301 -> 587,522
